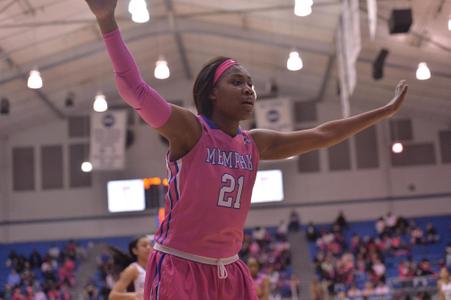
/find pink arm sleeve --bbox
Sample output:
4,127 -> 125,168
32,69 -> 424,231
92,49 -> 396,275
103,29 -> 172,128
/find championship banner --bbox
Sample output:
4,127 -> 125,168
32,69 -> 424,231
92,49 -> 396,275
90,110 -> 127,170
254,98 -> 293,131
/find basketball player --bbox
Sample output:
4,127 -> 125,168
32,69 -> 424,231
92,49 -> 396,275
109,235 -> 152,300
85,0 -> 408,299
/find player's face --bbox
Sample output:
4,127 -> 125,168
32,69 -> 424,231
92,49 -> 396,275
133,237 -> 152,260
211,65 -> 256,121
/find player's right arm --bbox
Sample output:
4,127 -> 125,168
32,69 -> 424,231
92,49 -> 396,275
85,0 -> 201,160
108,265 -> 141,300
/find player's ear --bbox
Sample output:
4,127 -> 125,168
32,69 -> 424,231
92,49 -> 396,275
209,87 -> 217,101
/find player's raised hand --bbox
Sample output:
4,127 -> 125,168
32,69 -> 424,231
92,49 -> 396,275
85,0 -> 117,20
385,80 -> 408,117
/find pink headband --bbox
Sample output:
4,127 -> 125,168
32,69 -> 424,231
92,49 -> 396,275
213,59 -> 238,85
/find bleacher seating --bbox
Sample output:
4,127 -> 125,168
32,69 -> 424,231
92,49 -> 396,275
307,214 -> 450,300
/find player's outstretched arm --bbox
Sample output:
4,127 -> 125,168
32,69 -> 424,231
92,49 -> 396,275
85,0 -> 201,160
250,80 -> 408,160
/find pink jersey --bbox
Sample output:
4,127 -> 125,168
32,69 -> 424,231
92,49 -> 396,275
154,115 -> 260,258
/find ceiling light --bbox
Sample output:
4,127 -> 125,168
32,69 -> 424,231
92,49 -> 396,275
416,62 -> 431,80
129,0 -> 150,23
128,0 -> 147,14
154,57 -> 170,79
27,69 -> 43,89
93,93 -> 108,112
392,142 -> 403,154
294,0 -> 313,17
81,161 -> 93,173
132,10 -> 150,23
287,51 -> 303,71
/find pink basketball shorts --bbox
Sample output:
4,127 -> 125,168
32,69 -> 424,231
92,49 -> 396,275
144,250 -> 258,300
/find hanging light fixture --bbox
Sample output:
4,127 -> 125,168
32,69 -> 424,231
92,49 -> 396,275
448,15 -> 451,31
154,56 -> 170,79
287,50 -> 303,71
132,10 -> 150,23
416,62 -> 431,80
294,0 -> 313,17
392,142 -> 403,154
27,69 -> 43,89
81,161 -> 93,173
93,92 -> 108,112
129,0 -> 150,23
128,0 -> 146,14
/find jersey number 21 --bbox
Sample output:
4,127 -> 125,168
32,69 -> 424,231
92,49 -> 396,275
217,174 -> 244,209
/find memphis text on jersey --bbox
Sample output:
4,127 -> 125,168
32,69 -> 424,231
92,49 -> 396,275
205,147 -> 254,171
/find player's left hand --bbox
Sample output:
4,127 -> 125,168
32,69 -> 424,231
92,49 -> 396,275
385,80 -> 408,117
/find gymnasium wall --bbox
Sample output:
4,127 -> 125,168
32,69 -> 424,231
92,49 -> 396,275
1,80 -> 450,243
0,136 -> 7,242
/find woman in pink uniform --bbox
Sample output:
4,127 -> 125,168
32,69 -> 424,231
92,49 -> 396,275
85,1 -> 408,299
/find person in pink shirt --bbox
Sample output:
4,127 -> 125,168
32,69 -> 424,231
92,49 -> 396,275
84,1 -> 409,299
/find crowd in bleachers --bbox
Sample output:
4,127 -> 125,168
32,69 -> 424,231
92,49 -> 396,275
0,241 -> 84,300
240,225 -> 300,300
91,250 -> 116,300
307,212 -> 450,300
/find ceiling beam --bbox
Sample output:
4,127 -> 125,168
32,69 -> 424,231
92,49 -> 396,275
164,0 -> 192,79
0,18 -> 332,85
0,47 -> 65,119
1,16 -> 451,90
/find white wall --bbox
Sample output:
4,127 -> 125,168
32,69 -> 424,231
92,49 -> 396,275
1,80 -> 450,243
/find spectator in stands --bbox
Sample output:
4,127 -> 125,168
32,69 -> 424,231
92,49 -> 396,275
6,251 -> 19,269
247,257 -> 270,300
253,226 -> 267,245
6,269 -> 21,287
58,258 -> 76,286
288,210 -> 301,232
11,287 -> 25,300
32,286 -> 47,300
83,281 -> 99,300
47,244 -> 60,261
311,277 -> 325,300
374,281 -> 390,296
375,217 -> 385,236
410,225 -> 424,245
370,258 -> 386,284
41,258 -> 56,283
361,282 -> 375,298
394,215 -> 410,235
276,220 -> 288,241
29,250 -> 42,269
425,223 -> 440,244
63,240 -> 77,260
334,211 -> 348,233
398,259 -> 415,280
446,243 -> 451,267
347,283 -> 362,299
32,284 -> 47,300
306,222 -> 319,242
384,212 -> 397,234
335,291 -> 348,300
413,259 -> 434,287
